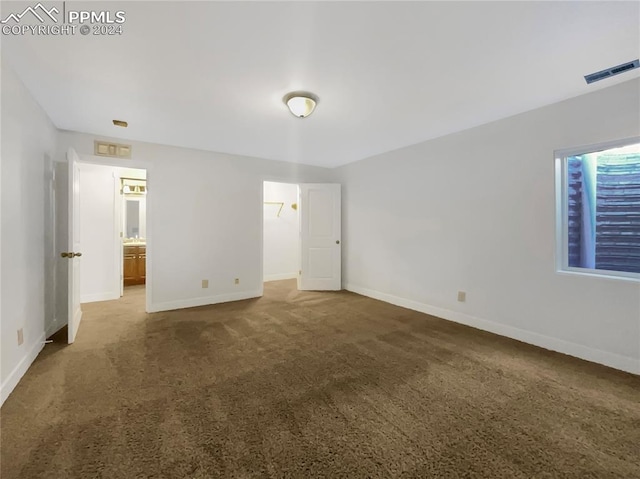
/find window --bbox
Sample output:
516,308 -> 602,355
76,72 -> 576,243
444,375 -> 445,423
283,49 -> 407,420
556,138 -> 640,279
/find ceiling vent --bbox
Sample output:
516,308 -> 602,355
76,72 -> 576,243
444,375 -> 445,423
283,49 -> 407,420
94,140 -> 132,159
584,59 -> 639,84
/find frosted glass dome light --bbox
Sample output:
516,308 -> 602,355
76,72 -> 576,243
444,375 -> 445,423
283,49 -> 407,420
283,92 -> 318,118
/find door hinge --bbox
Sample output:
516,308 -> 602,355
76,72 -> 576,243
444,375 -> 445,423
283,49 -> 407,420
299,270 -> 302,275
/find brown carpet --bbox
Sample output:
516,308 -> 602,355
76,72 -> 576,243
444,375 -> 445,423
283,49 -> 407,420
1,280 -> 639,478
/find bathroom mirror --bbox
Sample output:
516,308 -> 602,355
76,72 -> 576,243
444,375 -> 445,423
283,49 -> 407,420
125,199 -> 140,239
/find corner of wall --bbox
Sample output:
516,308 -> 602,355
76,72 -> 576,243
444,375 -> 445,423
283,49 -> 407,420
0,333 -> 46,406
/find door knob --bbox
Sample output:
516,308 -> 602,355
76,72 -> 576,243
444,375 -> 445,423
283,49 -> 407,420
336,240 -> 340,244
61,252 -> 82,258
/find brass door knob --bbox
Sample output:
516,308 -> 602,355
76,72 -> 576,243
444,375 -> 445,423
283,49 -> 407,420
74,252 -> 83,257
61,252 -> 70,258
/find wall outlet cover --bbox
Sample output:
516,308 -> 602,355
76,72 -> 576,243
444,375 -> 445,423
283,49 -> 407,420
457,291 -> 466,302
17,328 -> 24,346
201,279 -> 209,288
234,278 -> 240,285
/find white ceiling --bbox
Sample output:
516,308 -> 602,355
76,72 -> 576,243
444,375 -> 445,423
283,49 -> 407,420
3,1 -> 639,167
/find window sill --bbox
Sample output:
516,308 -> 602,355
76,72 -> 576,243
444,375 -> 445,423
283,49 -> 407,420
556,268 -> 640,283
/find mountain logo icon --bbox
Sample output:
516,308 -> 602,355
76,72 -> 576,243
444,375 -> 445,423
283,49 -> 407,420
1,3 -> 59,24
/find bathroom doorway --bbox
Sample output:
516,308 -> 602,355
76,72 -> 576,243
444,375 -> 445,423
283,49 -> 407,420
74,163 -> 147,303
52,159 -> 149,342
121,177 -> 147,295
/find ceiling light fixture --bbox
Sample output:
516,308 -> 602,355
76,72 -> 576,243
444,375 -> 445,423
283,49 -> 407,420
283,91 -> 318,118
113,119 -> 128,127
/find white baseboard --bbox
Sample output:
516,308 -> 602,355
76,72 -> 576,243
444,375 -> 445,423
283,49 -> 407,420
1,333 -> 46,406
81,291 -> 120,303
264,273 -> 297,282
148,289 -> 262,313
344,283 -> 639,375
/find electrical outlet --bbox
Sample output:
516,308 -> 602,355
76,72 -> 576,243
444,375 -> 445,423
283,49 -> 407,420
201,279 -> 209,289
17,328 -> 24,346
457,291 -> 466,302
234,278 -> 240,285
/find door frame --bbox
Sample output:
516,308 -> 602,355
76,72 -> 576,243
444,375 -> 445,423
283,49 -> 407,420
260,178 -> 342,292
260,178 -> 302,295
57,152 -> 154,313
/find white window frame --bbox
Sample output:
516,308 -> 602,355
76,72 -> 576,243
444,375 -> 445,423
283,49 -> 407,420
554,136 -> 640,282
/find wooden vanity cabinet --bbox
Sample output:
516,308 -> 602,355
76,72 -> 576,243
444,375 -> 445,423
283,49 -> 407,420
123,245 -> 146,286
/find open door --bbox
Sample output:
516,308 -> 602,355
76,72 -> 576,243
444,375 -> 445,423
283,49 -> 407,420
65,148 -> 83,343
299,183 -> 341,290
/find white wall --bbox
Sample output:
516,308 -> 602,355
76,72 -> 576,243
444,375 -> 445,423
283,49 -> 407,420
56,131 -> 334,313
263,181 -> 299,281
79,163 -> 117,302
1,60 -> 58,404
336,78 -> 640,374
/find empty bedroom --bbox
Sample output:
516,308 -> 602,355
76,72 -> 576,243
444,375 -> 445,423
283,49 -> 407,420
1,1 -> 639,478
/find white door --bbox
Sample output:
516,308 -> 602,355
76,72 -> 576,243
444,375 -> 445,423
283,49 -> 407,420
66,148 -> 83,343
299,183 -> 341,290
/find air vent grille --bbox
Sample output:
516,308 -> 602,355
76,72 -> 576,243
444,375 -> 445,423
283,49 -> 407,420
610,63 -> 636,75
94,140 -> 132,159
585,59 -> 639,84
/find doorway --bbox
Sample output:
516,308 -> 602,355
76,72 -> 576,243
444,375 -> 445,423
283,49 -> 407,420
121,177 -> 147,294
263,181 -> 300,283
74,164 -> 147,303
52,156 -> 151,343
262,181 -> 342,292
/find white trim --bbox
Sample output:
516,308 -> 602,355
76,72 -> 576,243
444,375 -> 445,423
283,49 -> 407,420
260,178 -> 265,299
264,273 -> 298,282
145,170 -> 152,313
554,154 -> 565,273
81,291 -> 120,303
77,152 -> 153,171
558,267 -> 640,283
345,283 -> 640,375
148,289 -> 262,313
554,136 -> 640,159
114,172 -> 123,298
0,333 -> 46,406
